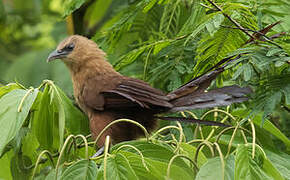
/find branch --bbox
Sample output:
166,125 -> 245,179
205,0 -> 256,39
220,25 -> 285,48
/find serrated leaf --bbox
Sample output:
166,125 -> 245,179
235,144 -> 284,180
265,150 -> 290,180
0,89 -> 38,156
111,140 -> 195,179
196,155 -> 235,180
97,154 -> 138,180
60,160 -> 98,180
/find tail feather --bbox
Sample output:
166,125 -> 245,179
170,85 -> 252,112
167,55 -> 241,101
157,116 -> 230,127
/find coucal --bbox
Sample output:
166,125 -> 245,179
47,35 -> 251,149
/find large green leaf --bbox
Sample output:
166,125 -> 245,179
32,85 -> 55,150
47,82 -> 89,148
97,153 -> 138,180
111,141 -> 195,180
60,160 -> 98,180
112,141 -> 191,167
0,89 -> 38,156
179,142 -> 207,168
0,83 -> 21,99
265,150 -> 290,180
113,150 -> 195,180
232,109 -> 290,149
252,114 -> 290,149
0,150 -> 13,180
196,155 -> 235,180
235,144 -> 284,180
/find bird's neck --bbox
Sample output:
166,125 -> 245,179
67,56 -> 121,110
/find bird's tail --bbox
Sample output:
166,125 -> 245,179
169,85 -> 252,112
167,55 -> 252,112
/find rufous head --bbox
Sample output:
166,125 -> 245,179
47,35 -> 106,64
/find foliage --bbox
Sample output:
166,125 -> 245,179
0,0 -> 289,179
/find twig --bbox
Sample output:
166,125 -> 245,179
205,0 -> 256,39
221,25 -> 284,48
220,25 -> 271,40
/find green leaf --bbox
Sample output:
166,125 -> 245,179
232,109 -> 290,149
10,154 -> 32,180
114,150 -> 195,180
265,150 -> 290,180
143,0 -> 158,13
274,61 -> 285,67
153,41 -> 171,55
84,0 -> 112,28
60,160 -> 98,180
262,91 -> 282,120
235,144 -> 284,180
97,154 -> 138,180
0,89 -> 38,156
32,85 -> 54,150
63,0 -> 88,17
196,155 -> 235,180
0,83 -> 21,99
47,83 -> 66,149
54,85 -> 89,135
232,65 -> 244,80
266,48 -> 283,57
111,141 -> 195,180
243,63 -> 252,81
0,150 -> 13,179
179,143 -> 207,168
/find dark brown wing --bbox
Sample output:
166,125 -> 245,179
101,78 -> 173,110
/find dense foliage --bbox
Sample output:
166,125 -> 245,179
0,0 -> 289,179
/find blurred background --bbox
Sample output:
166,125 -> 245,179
0,0 -> 128,94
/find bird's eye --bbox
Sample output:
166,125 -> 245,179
66,43 -> 75,51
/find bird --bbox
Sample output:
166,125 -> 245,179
47,35 -> 251,151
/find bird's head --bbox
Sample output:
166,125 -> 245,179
47,35 -> 106,65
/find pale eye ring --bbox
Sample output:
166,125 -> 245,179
66,43 -> 75,50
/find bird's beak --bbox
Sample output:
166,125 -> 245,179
47,49 -> 68,62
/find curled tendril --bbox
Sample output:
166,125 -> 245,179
94,119 -> 149,150
32,150 -> 55,179
214,143 -> 225,180
116,144 -> 149,171
166,154 -> 199,179
194,141 -> 214,165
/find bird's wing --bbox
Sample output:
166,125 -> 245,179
96,78 -> 173,110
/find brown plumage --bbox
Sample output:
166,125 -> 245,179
47,35 -> 251,148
